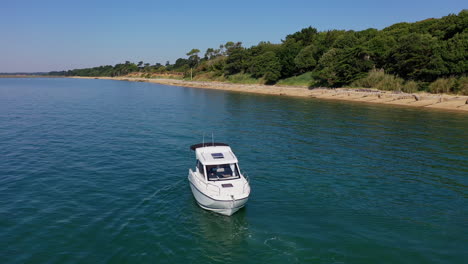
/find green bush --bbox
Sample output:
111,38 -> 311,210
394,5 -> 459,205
455,77 -> 468,95
428,77 -> 457,94
402,80 -> 419,93
375,74 -> 404,91
351,69 -> 386,88
350,69 -> 405,91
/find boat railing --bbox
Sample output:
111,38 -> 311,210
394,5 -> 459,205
242,172 -> 250,194
243,171 -> 250,182
242,181 -> 250,194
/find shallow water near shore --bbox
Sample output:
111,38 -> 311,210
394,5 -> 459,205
1,78 -> 467,263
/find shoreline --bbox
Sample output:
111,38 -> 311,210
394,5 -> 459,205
0,75 -> 61,78
71,76 -> 468,113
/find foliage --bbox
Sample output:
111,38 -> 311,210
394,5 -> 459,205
428,77 -> 457,93
226,73 -> 262,84
351,69 -> 386,88
51,10 -> 468,95
387,33 -> 439,81
276,39 -> 302,78
313,48 -> 341,87
285,26 -> 318,45
314,46 -> 373,87
186,49 -> 201,68
193,72 -> 226,82
197,56 -> 226,74
374,74 -> 404,91
456,76 -> 468,95
352,69 -> 408,92
402,81 -> 419,93
440,31 -> 468,76
248,51 -> 282,84
294,45 -> 317,73
276,72 -> 315,87
224,42 -> 246,75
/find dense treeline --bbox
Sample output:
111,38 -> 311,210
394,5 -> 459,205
49,61 -> 169,77
51,10 -> 468,94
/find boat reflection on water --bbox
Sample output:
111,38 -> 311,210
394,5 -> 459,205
190,202 -> 250,262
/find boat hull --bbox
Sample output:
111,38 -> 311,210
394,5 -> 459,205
189,181 -> 248,216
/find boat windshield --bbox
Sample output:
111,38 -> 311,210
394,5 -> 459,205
206,163 -> 240,181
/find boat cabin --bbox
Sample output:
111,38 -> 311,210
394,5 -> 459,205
191,143 -> 241,181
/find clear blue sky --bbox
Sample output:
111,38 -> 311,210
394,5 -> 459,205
0,0 -> 465,72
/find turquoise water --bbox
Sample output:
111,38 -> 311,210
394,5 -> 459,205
1,78 -> 467,263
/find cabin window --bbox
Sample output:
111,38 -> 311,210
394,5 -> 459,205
206,163 -> 240,181
196,160 -> 205,177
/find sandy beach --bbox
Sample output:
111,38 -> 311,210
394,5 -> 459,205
71,76 -> 468,113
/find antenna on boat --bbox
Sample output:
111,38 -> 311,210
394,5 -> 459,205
202,132 -> 205,147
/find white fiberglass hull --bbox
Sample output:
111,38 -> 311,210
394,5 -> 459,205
189,181 -> 249,216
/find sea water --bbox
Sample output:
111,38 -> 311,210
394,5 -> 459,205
1,78 -> 467,263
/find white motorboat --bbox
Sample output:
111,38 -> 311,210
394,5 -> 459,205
188,142 -> 250,216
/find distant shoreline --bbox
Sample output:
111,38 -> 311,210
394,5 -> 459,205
66,76 -> 468,113
0,75 -> 62,78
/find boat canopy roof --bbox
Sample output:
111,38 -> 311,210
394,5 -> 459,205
190,142 -> 230,151
191,144 -> 238,165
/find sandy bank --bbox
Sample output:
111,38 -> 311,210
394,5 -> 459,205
71,76 -> 468,113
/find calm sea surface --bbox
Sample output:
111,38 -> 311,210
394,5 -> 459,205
0,78 -> 467,263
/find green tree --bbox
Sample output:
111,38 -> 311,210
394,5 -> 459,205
284,26 -> 318,46
186,49 -> 201,68
387,33 -> 439,81
249,51 -> 282,84
173,58 -> 189,70
332,31 -> 360,49
440,31 -> 468,76
314,48 -> 341,86
204,48 -> 215,60
315,46 -> 373,87
335,46 -> 373,85
365,33 -> 397,69
277,39 -> 302,78
294,45 -> 318,73
51,10 -> 467,93
224,43 -> 246,75
143,63 -> 151,72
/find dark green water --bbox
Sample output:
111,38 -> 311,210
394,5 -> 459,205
1,78 -> 467,263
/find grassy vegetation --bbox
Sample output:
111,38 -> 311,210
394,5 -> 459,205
458,77 -> 468,95
350,70 -> 468,95
149,74 -> 183,80
351,69 -> 404,91
428,78 -> 456,94
225,73 -> 263,84
402,81 -> 419,93
350,69 -> 386,88
374,74 -> 404,92
192,72 -> 226,82
192,72 -> 263,85
276,72 -> 314,86
427,77 -> 468,95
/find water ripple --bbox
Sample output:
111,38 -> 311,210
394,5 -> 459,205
0,78 -> 467,263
